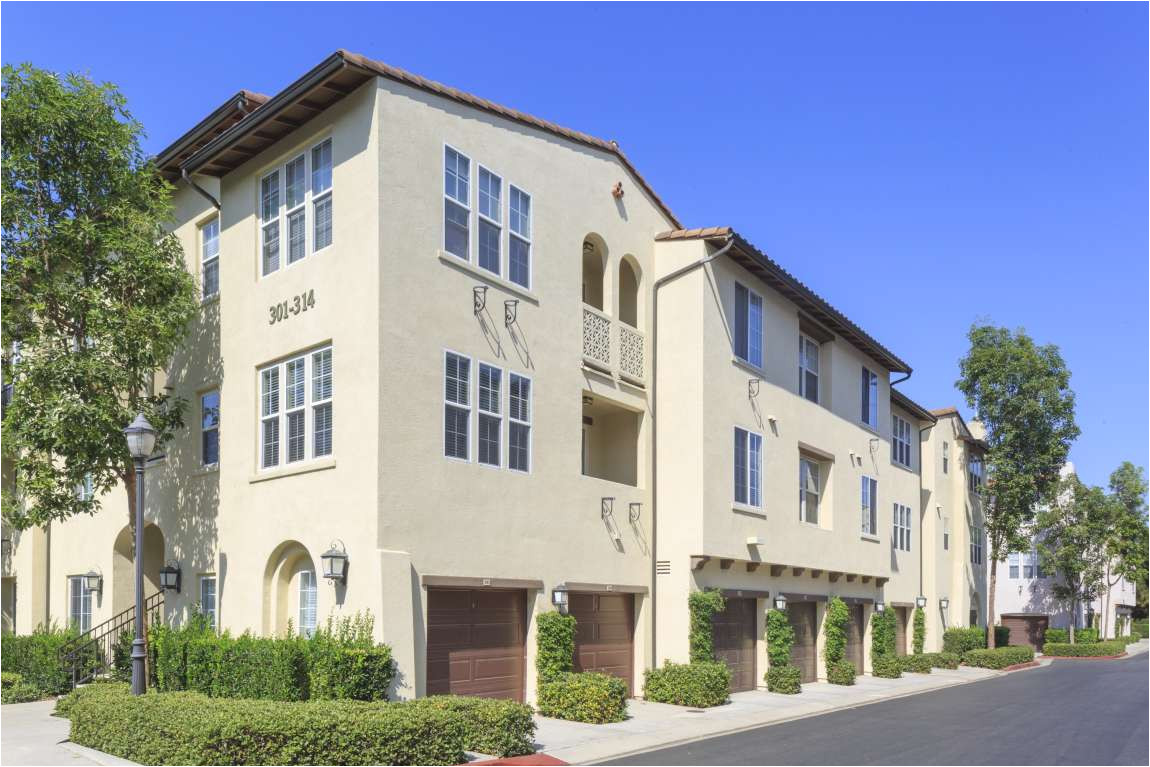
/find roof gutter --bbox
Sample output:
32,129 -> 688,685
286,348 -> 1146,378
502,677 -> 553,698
181,169 -> 220,211
649,233 -> 735,670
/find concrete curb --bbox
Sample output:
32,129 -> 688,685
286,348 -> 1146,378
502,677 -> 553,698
58,741 -> 138,766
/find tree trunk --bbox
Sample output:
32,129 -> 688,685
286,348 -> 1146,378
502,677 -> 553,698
1069,594 -> 1077,644
987,558 -> 998,648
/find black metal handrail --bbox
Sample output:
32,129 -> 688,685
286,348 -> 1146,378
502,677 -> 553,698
60,590 -> 164,687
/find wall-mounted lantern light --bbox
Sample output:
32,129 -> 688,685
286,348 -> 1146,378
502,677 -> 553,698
875,601 -> 886,613
159,563 -> 181,593
551,585 -> 569,614
939,597 -> 950,610
916,595 -> 928,609
321,541 -> 349,583
773,593 -> 787,611
83,569 -> 103,594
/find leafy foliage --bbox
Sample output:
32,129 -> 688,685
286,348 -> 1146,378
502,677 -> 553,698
869,609 -> 897,662
1041,641 -> 1127,658
1,63 -> 198,531
307,613 -> 394,701
766,665 -> 802,694
537,671 -> 627,723
765,609 -> 794,668
956,324 -> 1078,647
871,655 -> 902,678
1043,628 -> 1068,644
823,596 -> 849,665
896,654 -> 932,674
913,607 -> 926,654
961,646 -> 1034,669
643,661 -> 730,707
535,611 -> 577,684
687,589 -> 726,663
826,660 -> 856,686
942,626 -> 1007,654
0,624 -> 82,696
400,695 -> 536,757
924,652 -> 961,670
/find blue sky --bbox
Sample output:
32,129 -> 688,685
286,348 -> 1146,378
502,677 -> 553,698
4,2 -> 1146,488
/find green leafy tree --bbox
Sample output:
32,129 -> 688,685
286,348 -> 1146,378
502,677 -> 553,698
1104,462 -> 1149,634
1037,475 -> 1113,643
956,324 -> 1078,647
1,64 -> 197,533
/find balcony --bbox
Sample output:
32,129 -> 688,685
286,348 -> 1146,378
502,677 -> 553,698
582,305 -> 647,386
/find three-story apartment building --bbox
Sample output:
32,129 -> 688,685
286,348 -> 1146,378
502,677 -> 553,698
2,50 -> 987,701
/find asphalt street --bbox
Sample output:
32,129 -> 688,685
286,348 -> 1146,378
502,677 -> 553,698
610,653 -> 1149,765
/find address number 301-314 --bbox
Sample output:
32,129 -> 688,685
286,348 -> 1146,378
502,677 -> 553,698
268,289 -> 316,325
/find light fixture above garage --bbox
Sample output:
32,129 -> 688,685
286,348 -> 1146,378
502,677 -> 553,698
551,585 -> 569,614
875,601 -> 886,613
939,597 -> 949,610
916,595 -> 927,608
773,593 -> 787,611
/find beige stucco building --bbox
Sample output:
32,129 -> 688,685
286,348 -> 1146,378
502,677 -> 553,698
2,50 -> 987,701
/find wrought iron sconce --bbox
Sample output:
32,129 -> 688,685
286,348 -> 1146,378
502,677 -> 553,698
504,299 -> 519,327
473,286 -> 488,315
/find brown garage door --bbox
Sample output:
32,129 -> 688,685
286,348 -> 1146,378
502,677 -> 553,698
1002,614 -> 1048,650
712,597 -> 757,692
427,588 -> 527,701
788,602 -> 818,683
844,604 -> 865,671
571,592 -> 635,695
895,606 -> 909,656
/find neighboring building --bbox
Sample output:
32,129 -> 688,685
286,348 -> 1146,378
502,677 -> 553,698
992,463 -> 1136,642
1,50 -> 987,701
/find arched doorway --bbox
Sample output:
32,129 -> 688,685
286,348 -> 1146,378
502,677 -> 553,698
112,524 -> 165,616
582,236 -> 608,311
618,256 -> 642,328
263,541 -> 318,637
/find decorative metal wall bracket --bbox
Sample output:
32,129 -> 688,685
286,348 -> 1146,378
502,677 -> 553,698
628,502 -> 642,524
504,299 -> 519,327
748,378 -> 761,399
473,286 -> 488,315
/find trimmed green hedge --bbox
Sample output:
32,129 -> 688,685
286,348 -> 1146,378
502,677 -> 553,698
765,665 -> 802,694
1044,628 -> 1068,644
1042,641 -> 1127,658
60,683 -> 466,765
1133,619 -> 1149,639
0,625 -> 83,696
401,695 -> 536,757
871,655 -> 901,679
869,610 -> 899,678
688,590 -> 726,663
962,646 -> 1034,669
823,597 -> 849,665
826,660 -> 856,686
913,607 -> 926,654
1075,628 -> 1100,643
766,609 -> 793,668
897,654 -> 932,674
644,661 -> 730,708
1,672 -> 41,704
942,626 -> 1009,654
307,646 -> 394,701
537,671 -> 627,723
535,611 -> 577,684
923,652 -> 960,670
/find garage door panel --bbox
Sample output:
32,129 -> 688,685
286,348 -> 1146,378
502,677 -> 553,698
788,602 -> 817,684
844,605 -> 864,671
427,588 -> 526,702
571,593 -> 635,695
713,598 -> 757,692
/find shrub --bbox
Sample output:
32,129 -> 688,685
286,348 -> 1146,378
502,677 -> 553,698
307,646 -> 394,701
870,610 -> 896,663
826,660 -> 856,686
537,671 -> 627,723
61,683 -> 467,766
765,665 -> 802,694
0,672 -> 22,688
962,646 -> 1034,669
823,597 -> 848,665
871,655 -> 901,679
913,607 -> 926,654
766,609 -> 794,667
204,634 -> 310,701
688,590 -> 725,663
991,625 -> 1011,647
942,626 -> 985,655
1133,619 -> 1149,639
401,695 -> 536,757
924,652 -> 960,670
2,681 -> 42,704
535,611 -> 577,684
643,661 -> 730,708
897,654 -> 932,674
0,625 -> 80,696
1075,628 -> 1100,644
1041,641 -> 1127,658
1044,628 -> 1068,644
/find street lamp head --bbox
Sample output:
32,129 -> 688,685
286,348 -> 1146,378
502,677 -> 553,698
123,413 -> 157,460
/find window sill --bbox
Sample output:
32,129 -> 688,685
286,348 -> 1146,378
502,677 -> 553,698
858,422 -> 881,437
437,251 -> 540,305
890,461 -> 916,474
732,502 -> 766,519
731,357 -> 766,378
193,464 -> 220,478
250,457 -> 336,483
860,533 -> 881,543
800,520 -> 832,532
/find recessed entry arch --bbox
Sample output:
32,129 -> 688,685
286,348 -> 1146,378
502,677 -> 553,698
262,540 -> 318,636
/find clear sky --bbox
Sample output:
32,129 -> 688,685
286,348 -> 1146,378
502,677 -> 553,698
3,2 -> 1146,488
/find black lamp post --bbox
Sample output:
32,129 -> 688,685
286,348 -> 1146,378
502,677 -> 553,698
123,413 -> 156,696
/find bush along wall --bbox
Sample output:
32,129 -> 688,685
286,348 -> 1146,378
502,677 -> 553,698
961,646 -> 1034,669
534,610 -> 628,723
822,597 -> 855,685
896,654 -> 932,674
535,611 -> 577,684
765,608 -> 802,693
1043,628 -> 1068,644
1041,641 -> 1127,658
869,610 -> 900,679
0,624 -> 85,697
688,589 -> 726,663
643,661 -> 730,708
913,607 -> 925,655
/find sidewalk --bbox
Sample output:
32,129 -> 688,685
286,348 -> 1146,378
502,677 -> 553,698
0,699 -> 134,766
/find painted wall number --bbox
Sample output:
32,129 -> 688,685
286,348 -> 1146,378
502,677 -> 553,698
269,289 -> 316,325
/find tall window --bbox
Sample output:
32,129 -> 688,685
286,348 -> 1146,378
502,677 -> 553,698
734,427 -> 763,507
68,576 -> 91,633
942,442 -> 949,473
1008,552 -> 1020,579
891,414 -> 912,467
478,363 -> 502,466
201,217 -> 220,299
76,473 -> 94,502
260,138 -> 334,277
1022,549 -> 1043,578
799,457 -> 820,524
477,167 -> 502,276
970,526 -> 983,565
799,335 -> 819,403
943,516 -> 950,550
968,458 -> 983,491
444,352 -> 471,460
508,186 -> 531,289
509,373 -> 531,472
734,283 -> 763,368
258,346 -> 334,469
298,571 -> 317,638
201,390 -> 220,466
199,575 -> 217,629
861,476 -> 877,535
860,367 -> 878,427
893,503 -> 911,552
444,146 -> 470,259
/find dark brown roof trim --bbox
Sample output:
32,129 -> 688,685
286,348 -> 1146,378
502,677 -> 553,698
891,389 -> 937,423
657,227 -> 911,373
155,90 -> 268,180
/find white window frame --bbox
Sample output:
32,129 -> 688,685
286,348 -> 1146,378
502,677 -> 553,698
298,570 -> 317,638
1008,551 -> 1020,579
508,372 -> 532,474
893,503 -> 911,552
892,414 -> 912,468
968,457 -> 983,491
799,456 -> 820,525
199,575 -> 217,629
68,575 -> 91,633
861,476 -> 877,535
970,526 -> 983,565
443,144 -> 471,261
257,345 -> 334,470
76,473 -> 94,502
861,366 -> 878,428
942,442 -> 949,473
507,184 -> 532,290
201,389 -> 220,467
734,427 -> 763,508
477,362 -> 503,468
476,166 -> 503,277
200,217 -> 220,300
443,350 -> 472,462
734,282 -> 764,369
799,334 -> 819,403
259,137 -> 334,278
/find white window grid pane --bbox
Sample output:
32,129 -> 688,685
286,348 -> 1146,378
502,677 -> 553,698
202,391 -> 220,466
299,571 -> 317,637
478,364 -> 501,415
445,353 -> 470,406
748,293 -> 763,368
200,576 -> 217,628
509,186 -> 530,238
259,347 -> 332,469
444,199 -> 469,259
261,172 -> 280,222
479,413 -> 501,467
203,258 -> 219,298
287,208 -> 307,264
261,368 -> 280,417
509,235 -> 530,288
749,432 -> 762,507
286,358 -> 306,410
262,417 -> 279,468
734,428 -> 748,505
313,193 -> 333,251
312,140 -> 332,194
313,402 -> 333,458
285,155 -> 306,209
444,147 -> 470,205
478,218 -> 501,275
479,167 -> 502,222
262,221 -> 280,275
508,374 -> 531,472
312,349 -> 333,402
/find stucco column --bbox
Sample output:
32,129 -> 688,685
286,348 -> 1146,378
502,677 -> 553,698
378,549 -> 417,700
815,602 -> 828,681
754,597 -> 769,688
862,604 -> 874,674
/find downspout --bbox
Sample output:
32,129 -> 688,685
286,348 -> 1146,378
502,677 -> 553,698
181,168 -> 221,211
649,233 -> 735,669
